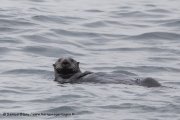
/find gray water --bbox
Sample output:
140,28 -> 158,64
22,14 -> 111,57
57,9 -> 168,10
0,0 -> 180,119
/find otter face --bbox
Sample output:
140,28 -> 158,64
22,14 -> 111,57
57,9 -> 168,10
53,57 -> 80,75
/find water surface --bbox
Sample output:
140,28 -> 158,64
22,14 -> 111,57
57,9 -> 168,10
0,0 -> 180,119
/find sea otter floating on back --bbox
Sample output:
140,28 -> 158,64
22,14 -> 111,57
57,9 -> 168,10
53,57 -> 161,87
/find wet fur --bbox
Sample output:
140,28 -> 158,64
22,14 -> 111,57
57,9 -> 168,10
53,57 -> 161,87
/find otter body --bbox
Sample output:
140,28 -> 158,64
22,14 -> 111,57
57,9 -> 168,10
53,57 -> 161,87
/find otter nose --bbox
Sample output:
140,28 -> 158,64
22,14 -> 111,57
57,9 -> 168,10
62,60 -> 70,67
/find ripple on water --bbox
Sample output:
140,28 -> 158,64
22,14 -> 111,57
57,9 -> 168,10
32,15 -> 84,24
0,37 -> 22,44
86,47 -> 180,54
126,32 -> 180,40
112,11 -> 166,18
0,47 -> 10,53
32,15 -> 67,24
0,27 -> 17,33
22,45 -> 84,57
51,29 -> 101,38
22,34 -> 52,43
161,20 -> 180,27
22,34 -> 84,47
85,9 -> 104,13
113,66 -> 180,73
146,8 -> 171,13
29,0 -> 45,2
0,89 -> 24,94
2,69 -> 51,75
83,21 -> 107,28
0,19 -> 36,27
0,100 -> 18,103
148,57 -> 179,62
42,106 -> 77,113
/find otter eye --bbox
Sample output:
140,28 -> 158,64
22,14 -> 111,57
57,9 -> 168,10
70,58 -> 74,62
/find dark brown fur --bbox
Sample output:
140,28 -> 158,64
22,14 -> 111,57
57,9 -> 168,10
53,57 -> 161,87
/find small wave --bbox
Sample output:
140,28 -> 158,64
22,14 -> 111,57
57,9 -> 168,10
155,103 -> 180,113
83,21 -> 107,28
32,15 -> 67,24
0,27 -> 31,34
161,20 -> 180,27
52,29 -> 101,38
103,20 -> 121,25
22,34 -> 51,43
97,103 -> 157,112
86,47 -> 180,54
42,106 -> 77,113
22,45 -> 84,57
0,19 -> 36,27
0,14 -> 14,18
145,4 -> 156,7
29,94 -> 83,103
0,27 -> 17,33
98,104 -> 126,109
32,15 -> 84,24
0,37 -> 22,44
93,66 -> 180,74
120,66 -> 180,73
76,110 -> 94,115
42,106 -> 93,116
118,103 -> 157,112
0,100 -> 18,103
23,34 -> 85,48
127,32 -> 180,40
112,11 -> 165,18
147,8 -> 171,13
0,89 -> 23,94
0,47 -> 10,53
29,0 -> 45,2
2,69 -> 51,75
28,7 -> 53,14
165,82 -> 180,85
85,9 -> 104,13
52,29 -> 126,39
149,57 -> 179,62
118,6 -> 132,10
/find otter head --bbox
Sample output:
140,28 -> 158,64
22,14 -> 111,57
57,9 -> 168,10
53,57 -> 81,78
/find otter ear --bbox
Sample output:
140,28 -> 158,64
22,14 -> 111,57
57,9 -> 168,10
53,64 -> 55,67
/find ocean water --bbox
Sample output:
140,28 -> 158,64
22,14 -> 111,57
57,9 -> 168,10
0,0 -> 180,119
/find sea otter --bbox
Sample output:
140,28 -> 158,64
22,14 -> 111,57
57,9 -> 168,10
53,57 -> 161,87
